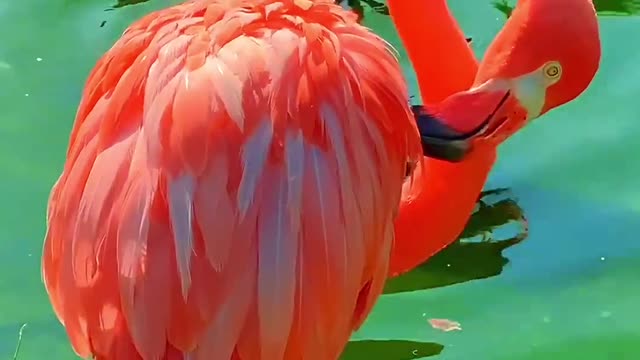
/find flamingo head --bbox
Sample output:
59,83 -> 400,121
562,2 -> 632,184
474,0 -> 601,140
416,0 -> 601,157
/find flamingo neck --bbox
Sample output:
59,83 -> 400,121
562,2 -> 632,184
389,147 -> 497,277
387,0 -> 478,104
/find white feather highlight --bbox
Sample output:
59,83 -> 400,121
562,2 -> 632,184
206,57 -> 246,130
321,102 -> 364,289
194,154 -> 234,271
318,104 -> 349,287
257,165 -> 298,359
237,119 -> 273,218
285,130 -> 304,237
168,174 -> 196,299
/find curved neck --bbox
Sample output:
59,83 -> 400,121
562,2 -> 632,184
390,148 -> 497,276
387,0 -> 479,104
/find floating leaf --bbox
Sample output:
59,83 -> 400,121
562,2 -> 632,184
428,318 -> 462,332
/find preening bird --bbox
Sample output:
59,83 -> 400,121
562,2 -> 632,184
388,0 -> 602,276
41,0 -> 503,359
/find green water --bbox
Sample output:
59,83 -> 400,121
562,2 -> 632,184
1,0 -> 639,359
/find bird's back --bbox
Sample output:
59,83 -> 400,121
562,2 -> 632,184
42,0 -> 421,359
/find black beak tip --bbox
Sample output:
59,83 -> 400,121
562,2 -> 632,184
410,89 -> 509,162
420,138 -> 471,163
412,106 -> 475,162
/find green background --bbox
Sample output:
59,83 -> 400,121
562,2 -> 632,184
1,0 -> 639,359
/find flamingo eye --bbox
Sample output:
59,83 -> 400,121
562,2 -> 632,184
543,61 -> 562,81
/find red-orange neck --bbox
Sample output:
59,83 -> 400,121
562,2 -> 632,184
389,147 -> 497,277
387,0 -> 478,104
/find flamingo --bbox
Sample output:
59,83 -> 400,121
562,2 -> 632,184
388,0 -> 602,276
41,0 -> 503,359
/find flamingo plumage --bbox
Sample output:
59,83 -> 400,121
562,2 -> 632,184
43,0 -> 421,358
388,0 -> 602,276
42,0 -> 502,358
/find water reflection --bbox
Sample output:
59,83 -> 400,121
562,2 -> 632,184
111,0 -> 151,8
593,0 -> 640,14
384,188 -> 528,295
341,340 -> 444,360
491,0 -> 514,18
347,189 -> 529,358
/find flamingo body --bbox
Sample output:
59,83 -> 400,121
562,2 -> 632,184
42,0 -> 421,358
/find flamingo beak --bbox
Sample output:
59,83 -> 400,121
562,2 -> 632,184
416,62 -> 561,161
413,83 -> 512,162
413,106 -> 478,162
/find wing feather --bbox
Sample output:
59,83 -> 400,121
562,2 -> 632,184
43,1 -> 421,360
257,161 -> 298,360
167,174 -> 196,299
194,153 -> 234,271
237,119 -> 273,218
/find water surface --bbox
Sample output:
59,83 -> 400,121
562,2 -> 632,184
0,1 -> 638,358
